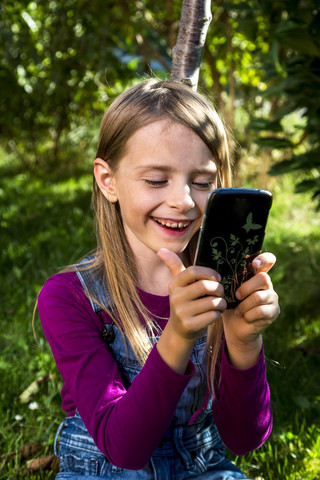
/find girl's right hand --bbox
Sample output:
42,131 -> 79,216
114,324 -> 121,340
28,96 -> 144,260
156,248 -> 226,373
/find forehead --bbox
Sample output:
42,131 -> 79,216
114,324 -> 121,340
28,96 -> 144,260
122,120 -> 217,172
126,119 -> 200,146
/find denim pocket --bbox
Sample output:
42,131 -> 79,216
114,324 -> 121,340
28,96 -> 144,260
59,453 -> 101,475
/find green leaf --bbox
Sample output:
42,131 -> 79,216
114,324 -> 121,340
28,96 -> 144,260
295,179 -> 319,193
249,118 -> 283,132
269,159 -> 300,175
293,151 -> 320,169
255,137 -> 293,149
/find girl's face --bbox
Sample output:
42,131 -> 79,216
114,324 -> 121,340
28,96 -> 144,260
97,120 -> 218,261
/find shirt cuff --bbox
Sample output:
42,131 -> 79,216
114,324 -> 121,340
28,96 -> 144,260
221,340 -> 266,377
153,343 -> 195,379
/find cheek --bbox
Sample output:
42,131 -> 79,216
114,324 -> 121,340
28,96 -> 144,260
119,194 -> 150,223
117,189 -> 140,212
195,194 -> 209,216
194,217 -> 203,233
193,195 -> 209,231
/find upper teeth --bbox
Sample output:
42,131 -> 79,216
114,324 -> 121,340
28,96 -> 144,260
155,219 -> 190,228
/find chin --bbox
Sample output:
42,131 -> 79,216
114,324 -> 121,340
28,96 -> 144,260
169,244 -> 190,256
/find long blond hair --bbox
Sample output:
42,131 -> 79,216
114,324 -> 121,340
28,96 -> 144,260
77,79 -> 231,390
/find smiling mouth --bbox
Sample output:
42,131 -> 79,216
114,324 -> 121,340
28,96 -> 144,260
153,217 -> 192,231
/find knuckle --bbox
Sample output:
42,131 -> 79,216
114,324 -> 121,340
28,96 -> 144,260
252,290 -> 264,305
251,306 -> 266,321
198,279 -> 208,291
169,288 -> 178,303
199,279 -> 223,297
209,296 -> 226,312
218,297 -> 227,311
216,283 -> 225,297
175,304 -> 186,318
188,265 -> 198,276
257,271 -> 273,288
256,271 -> 268,281
208,296 -> 218,309
273,301 -> 281,319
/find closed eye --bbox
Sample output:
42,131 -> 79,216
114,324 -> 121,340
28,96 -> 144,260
192,181 -> 214,189
144,179 -> 167,187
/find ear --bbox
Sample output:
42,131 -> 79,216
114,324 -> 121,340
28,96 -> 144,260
94,158 -> 118,203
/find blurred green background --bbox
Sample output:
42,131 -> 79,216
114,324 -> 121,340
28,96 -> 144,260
0,1 -> 319,478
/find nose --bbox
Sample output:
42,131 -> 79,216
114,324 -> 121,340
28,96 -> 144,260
167,182 -> 195,212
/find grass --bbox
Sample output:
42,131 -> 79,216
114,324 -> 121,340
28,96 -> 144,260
0,151 -> 319,479
231,175 -> 320,479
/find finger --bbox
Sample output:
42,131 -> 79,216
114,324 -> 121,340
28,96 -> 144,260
184,309 -> 224,332
194,295 -> 227,314
157,248 -> 186,277
235,289 -> 276,319
236,301 -> 280,325
187,278 -> 225,300
236,272 -> 273,302
182,265 -> 222,284
252,252 -> 276,274
180,292 -> 227,317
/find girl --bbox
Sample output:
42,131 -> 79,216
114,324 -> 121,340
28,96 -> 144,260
38,79 -> 280,479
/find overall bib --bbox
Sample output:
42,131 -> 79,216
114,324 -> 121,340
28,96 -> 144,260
54,261 -> 247,479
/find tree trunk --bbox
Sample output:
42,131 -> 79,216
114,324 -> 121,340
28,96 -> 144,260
170,0 -> 212,90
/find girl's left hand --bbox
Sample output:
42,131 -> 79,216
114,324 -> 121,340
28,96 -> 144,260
222,252 -> 280,369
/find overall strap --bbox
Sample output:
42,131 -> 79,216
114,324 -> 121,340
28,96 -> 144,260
75,256 -> 114,312
75,256 -> 115,343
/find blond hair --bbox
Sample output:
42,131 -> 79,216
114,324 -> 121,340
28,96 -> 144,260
79,79 -> 231,390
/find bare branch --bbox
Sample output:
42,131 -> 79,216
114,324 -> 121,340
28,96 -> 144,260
170,0 -> 212,90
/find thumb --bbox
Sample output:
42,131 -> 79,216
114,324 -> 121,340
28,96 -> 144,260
252,252 -> 276,274
157,248 -> 186,277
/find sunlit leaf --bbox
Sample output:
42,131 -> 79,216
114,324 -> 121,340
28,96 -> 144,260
255,137 -> 293,149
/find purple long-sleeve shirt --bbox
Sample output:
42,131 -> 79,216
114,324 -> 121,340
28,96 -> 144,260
38,271 -> 272,470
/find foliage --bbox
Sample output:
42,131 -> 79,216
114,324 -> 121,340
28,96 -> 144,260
0,0 -> 172,163
1,142 -> 320,478
248,0 -> 320,207
1,0 -> 319,209
231,174 -> 320,478
196,0 -> 320,206
0,149 -> 94,478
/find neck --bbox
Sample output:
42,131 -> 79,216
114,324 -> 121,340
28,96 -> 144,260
136,250 -> 189,296
136,257 -> 172,296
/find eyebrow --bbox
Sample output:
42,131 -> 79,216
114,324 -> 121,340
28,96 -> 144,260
134,164 -> 217,175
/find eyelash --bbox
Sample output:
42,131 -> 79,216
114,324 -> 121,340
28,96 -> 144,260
145,180 -> 167,186
145,180 -> 213,189
193,182 -> 212,189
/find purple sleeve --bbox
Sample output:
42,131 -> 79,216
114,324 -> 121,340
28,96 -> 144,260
38,273 -> 194,470
212,342 -> 272,456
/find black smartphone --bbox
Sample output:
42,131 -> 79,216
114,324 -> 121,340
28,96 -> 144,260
194,188 -> 273,308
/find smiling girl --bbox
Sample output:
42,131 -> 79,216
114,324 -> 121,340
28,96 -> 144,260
38,79 -> 280,479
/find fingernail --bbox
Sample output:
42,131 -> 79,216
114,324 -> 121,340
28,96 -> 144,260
253,259 -> 261,268
236,290 -> 242,300
234,308 -> 242,317
217,273 -> 222,282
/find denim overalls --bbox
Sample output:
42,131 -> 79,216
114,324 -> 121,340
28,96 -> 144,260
54,260 -> 248,479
